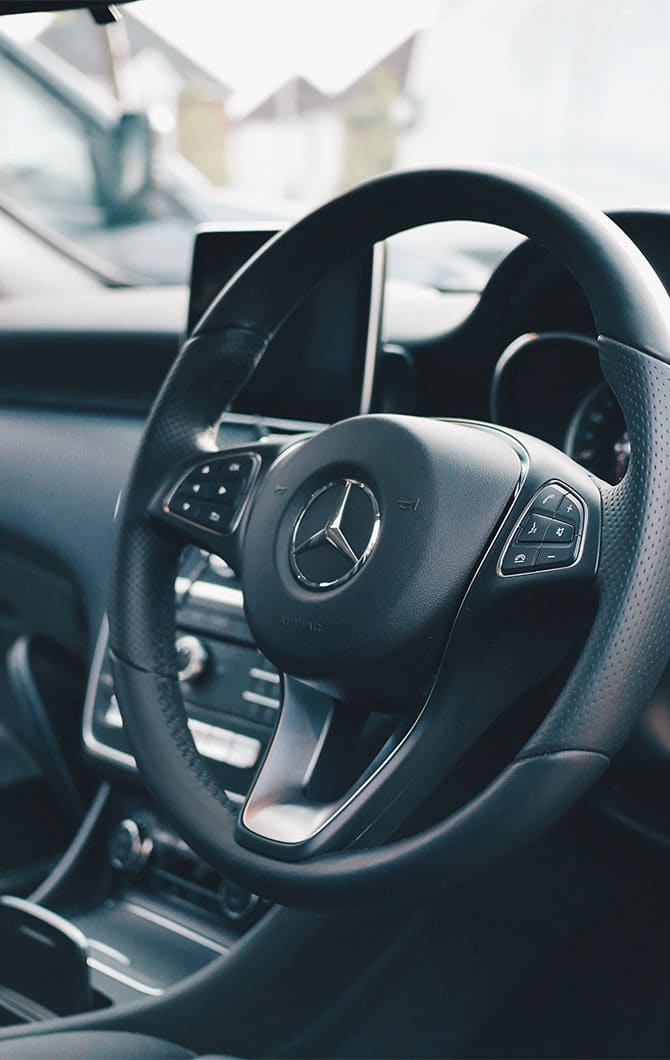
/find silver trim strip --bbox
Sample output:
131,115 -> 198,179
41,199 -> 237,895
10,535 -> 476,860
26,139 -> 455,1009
20,926 -> 57,947
249,667 -> 280,685
84,618 -> 259,774
121,901 -> 229,955
360,242 -> 386,415
0,896 -> 88,955
82,616 -> 141,774
189,718 -> 261,768
242,690 -> 280,710
176,577 -> 244,612
86,957 -> 163,997
100,704 -> 259,769
87,938 -> 130,965
217,410 -> 326,434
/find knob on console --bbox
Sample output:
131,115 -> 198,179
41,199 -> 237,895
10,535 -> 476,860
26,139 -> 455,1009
109,818 -> 154,874
175,634 -> 209,684
217,879 -> 261,923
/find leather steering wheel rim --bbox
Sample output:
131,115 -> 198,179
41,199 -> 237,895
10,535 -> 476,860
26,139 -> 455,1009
108,166 -> 670,908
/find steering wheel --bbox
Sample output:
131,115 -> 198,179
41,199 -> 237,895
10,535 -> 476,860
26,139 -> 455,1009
108,167 -> 670,908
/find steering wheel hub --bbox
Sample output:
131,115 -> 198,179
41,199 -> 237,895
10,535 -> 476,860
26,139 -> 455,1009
241,414 -> 521,710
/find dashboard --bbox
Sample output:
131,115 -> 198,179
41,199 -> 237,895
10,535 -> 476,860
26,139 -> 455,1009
0,211 -> 666,672
479,212 -> 670,486
0,211 -> 668,661
1,208 -> 670,910
187,225 -> 385,423
492,330 -> 628,485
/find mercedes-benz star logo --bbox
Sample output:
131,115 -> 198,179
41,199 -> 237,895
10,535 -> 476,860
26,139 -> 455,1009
290,479 -> 380,590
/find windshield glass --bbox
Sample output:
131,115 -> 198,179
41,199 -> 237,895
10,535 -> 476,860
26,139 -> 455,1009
1,0 -> 667,291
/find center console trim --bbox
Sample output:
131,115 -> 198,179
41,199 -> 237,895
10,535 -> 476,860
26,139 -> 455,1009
83,617 -> 256,805
86,956 -> 163,998
174,577 -> 243,611
83,616 -> 135,774
121,900 -> 229,955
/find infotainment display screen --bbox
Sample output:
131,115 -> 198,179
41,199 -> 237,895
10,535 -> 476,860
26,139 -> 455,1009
187,224 -> 383,423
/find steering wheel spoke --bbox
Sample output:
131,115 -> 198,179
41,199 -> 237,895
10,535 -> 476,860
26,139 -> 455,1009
238,675 -> 414,859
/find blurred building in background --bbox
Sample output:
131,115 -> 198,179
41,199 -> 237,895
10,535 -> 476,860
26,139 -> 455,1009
39,4 -> 422,206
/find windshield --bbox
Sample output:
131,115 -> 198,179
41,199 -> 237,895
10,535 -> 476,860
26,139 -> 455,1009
0,0 -> 668,292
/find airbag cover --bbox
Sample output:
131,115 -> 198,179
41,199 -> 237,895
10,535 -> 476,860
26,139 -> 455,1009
241,415 -> 521,709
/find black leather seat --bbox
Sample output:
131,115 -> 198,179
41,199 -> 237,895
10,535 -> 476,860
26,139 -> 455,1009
0,1029 -> 230,1058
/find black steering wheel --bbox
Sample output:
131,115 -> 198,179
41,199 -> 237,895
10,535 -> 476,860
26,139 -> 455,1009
108,166 -> 670,908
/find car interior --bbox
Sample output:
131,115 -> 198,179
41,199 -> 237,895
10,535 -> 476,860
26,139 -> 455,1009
3,3 -> 670,1059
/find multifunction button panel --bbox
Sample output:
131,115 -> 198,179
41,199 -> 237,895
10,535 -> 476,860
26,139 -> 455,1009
501,482 -> 585,574
165,453 -> 259,534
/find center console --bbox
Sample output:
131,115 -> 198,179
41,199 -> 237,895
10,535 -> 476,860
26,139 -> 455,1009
79,472 -> 286,1005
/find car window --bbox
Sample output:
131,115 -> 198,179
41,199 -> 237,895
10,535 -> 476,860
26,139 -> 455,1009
1,0 -> 669,293
0,51 -> 99,225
